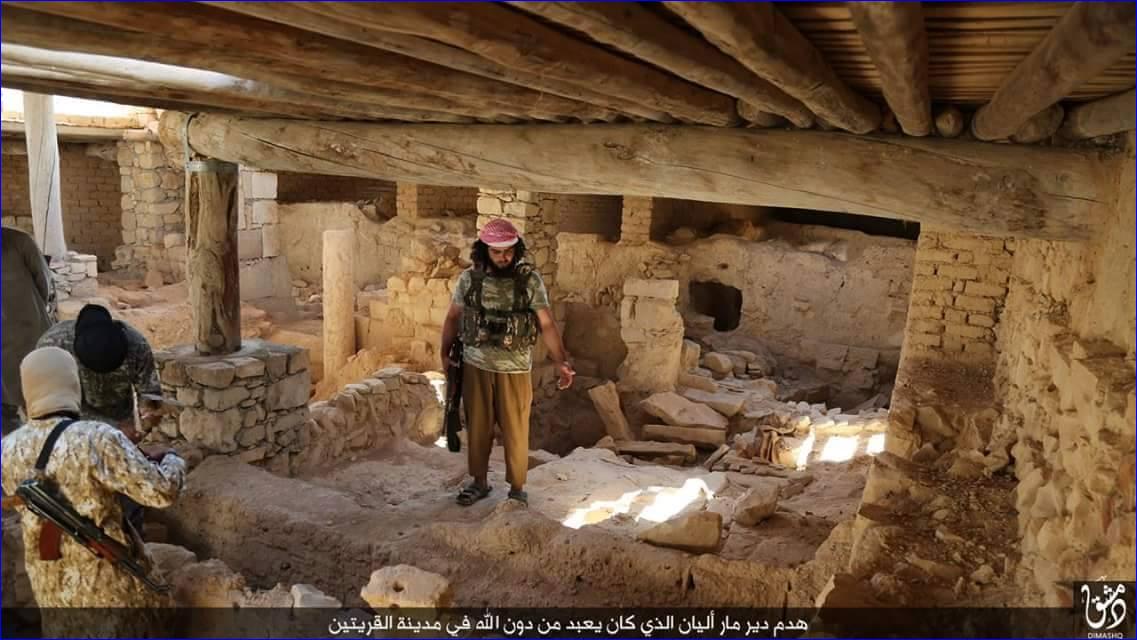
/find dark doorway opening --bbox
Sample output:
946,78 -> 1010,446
690,281 -> 742,331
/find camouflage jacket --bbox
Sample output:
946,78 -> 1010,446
1,417 -> 185,635
36,320 -> 160,423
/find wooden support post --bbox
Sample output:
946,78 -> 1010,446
186,158 -> 241,355
322,229 -> 356,375
21,92 -> 66,260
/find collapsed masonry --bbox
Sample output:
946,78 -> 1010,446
1,119 -> 1133,627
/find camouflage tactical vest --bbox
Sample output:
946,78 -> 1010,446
459,265 -> 541,351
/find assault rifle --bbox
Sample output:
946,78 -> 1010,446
13,478 -> 170,593
444,339 -> 464,452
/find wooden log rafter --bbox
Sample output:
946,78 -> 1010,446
508,2 -> 814,127
2,74 -> 255,120
1060,89 -> 1136,140
0,8 -> 535,122
160,112 -> 1108,241
971,2 -> 1136,141
288,2 -> 740,126
848,2 -> 933,136
203,1 -> 666,122
5,2 -> 617,123
665,2 -> 881,133
0,46 -> 476,123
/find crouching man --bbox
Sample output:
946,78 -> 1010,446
1,347 -> 186,637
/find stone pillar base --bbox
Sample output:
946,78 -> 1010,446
154,339 -> 311,476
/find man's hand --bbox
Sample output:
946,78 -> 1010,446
556,361 -> 576,390
139,443 -> 176,463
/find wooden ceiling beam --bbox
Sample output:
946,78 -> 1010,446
508,2 -> 814,127
293,2 -> 739,126
971,2 -> 1136,141
665,2 -> 881,133
0,46 -> 475,123
1060,89 -> 1136,140
2,75 -> 257,118
5,2 -> 614,123
161,112 -> 1107,240
848,3 -> 933,136
203,2 -> 662,122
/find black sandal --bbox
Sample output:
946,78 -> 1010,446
507,489 -> 528,505
456,483 -> 491,506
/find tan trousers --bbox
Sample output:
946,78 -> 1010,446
462,364 -> 532,489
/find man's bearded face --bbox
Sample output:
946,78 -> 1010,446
488,246 -> 516,274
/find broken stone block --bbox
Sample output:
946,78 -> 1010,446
145,543 -> 197,578
734,483 -> 780,526
229,356 -> 267,379
641,392 -> 728,429
186,361 -> 236,389
170,559 -> 246,608
642,424 -> 725,449
681,339 -> 701,371
678,387 -> 745,417
268,373 -> 311,410
291,584 -> 342,608
587,381 -> 635,441
703,353 -> 733,375
677,372 -> 718,393
361,565 -> 452,609
614,440 -> 697,464
636,511 -> 722,553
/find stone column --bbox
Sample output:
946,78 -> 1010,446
186,158 -> 241,355
22,92 -> 66,259
323,229 -> 356,374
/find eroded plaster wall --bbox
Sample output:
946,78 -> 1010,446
556,224 -> 915,394
996,134 -> 1135,605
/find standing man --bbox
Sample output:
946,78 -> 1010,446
2,346 -> 185,637
36,303 -> 161,437
441,219 -> 574,507
2,226 -> 55,435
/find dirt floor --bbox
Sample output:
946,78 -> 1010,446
68,277 -> 879,609
159,433 -> 870,610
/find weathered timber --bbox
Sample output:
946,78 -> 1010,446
848,2 -> 932,136
737,102 -> 788,128
665,2 -> 880,133
161,112 -> 1107,240
185,159 -> 241,355
297,2 -> 738,126
1011,104 -> 1065,144
1060,90 -> 1136,140
1,47 -> 474,123
511,2 -> 813,127
971,2 -> 1136,140
934,105 -> 966,138
22,92 -> 66,258
2,75 -> 255,119
4,3 -> 608,122
204,2 -> 655,122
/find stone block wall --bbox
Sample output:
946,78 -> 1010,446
2,144 -> 123,268
236,168 -> 292,301
154,340 -> 311,476
905,230 -> 1014,366
49,250 -> 99,302
302,367 -> 443,471
994,135 -> 1135,606
112,140 -> 186,280
617,278 -> 684,392
396,184 -> 477,219
620,196 -> 674,245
